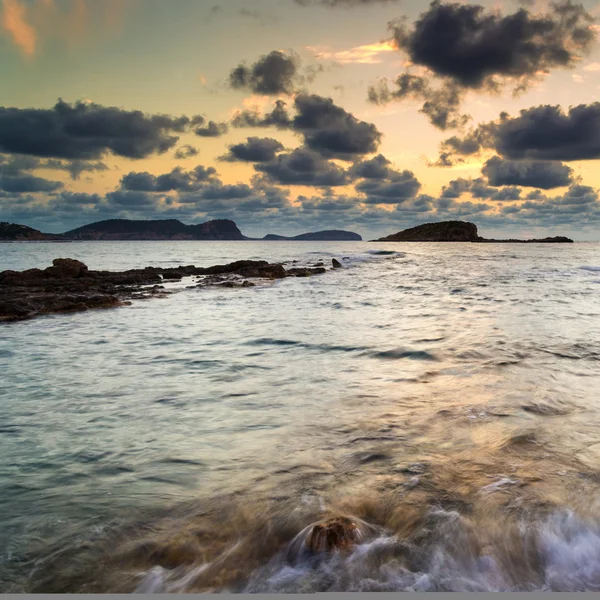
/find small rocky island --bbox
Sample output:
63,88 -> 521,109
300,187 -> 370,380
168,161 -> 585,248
373,221 -> 573,243
262,230 -> 362,241
0,257 -> 340,323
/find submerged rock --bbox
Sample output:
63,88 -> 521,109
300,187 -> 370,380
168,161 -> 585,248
306,516 -> 359,554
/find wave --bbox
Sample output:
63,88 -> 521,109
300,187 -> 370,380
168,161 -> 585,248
127,508 -> 600,593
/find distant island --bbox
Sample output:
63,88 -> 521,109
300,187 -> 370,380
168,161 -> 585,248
373,221 -> 573,243
262,230 -> 362,241
0,220 -> 363,242
1,219 -> 573,243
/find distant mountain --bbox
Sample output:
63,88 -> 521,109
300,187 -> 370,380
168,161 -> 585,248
263,230 -> 362,241
64,219 -> 246,241
0,222 -> 62,241
373,221 -> 573,243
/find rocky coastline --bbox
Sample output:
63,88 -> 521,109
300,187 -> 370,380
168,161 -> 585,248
0,257 -> 335,323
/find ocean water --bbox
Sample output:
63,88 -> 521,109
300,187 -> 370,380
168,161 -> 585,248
1,240 -> 600,592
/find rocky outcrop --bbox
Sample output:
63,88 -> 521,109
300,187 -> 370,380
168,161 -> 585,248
374,221 -> 481,242
0,258 -> 332,323
373,221 -> 574,243
332,259 -> 342,268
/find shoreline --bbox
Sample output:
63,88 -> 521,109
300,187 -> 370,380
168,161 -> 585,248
0,257 -> 337,323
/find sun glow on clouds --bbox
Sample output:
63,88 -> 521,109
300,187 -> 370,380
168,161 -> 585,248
306,40 -> 395,64
1,0 -> 132,57
1,0 -> 36,56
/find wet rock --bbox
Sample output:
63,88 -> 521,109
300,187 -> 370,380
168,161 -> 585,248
45,258 -> 89,279
285,267 -> 327,278
161,272 -> 184,280
332,259 -> 342,269
306,516 -> 359,554
0,256 -> 330,323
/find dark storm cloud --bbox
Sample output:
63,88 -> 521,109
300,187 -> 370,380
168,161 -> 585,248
220,137 -> 284,163
0,100 -> 190,160
438,103 -> 600,165
230,51 -> 303,96
392,0 -> 594,89
231,94 -> 382,159
255,148 -> 351,186
120,166 -> 218,192
482,156 -> 574,189
174,145 -> 199,159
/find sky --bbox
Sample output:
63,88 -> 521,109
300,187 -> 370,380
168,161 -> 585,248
1,0 -> 600,240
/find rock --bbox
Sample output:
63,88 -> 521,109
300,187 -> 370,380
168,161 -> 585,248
306,517 -> 359,554
332,259 -> 342,269
285,267 -> 327,278
45,258 -> 89,279
0,257 -> 331,323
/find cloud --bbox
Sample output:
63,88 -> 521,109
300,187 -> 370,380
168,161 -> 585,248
294,94 -> 382,158
231,94 -> 382,159
368,74 -> 469,130
355,169 -> 422,204
230,50 -> 303,96
120,166 -> 218,192
0,153 -> 108,180
349,154 -> 393,179
1,0 -> 36,56
393,0 -> 594,89
0,174 -> 63,193
482,156 -> 574,189
441,176 -> 524,201
220,137 -> 284,163
294,0 -> 399,7
231,99 -> 292,129
106,189 -> 161,209
306,40 -> 395,64
370,0 -> 595,129
255,147 -> 351,186
192,117 -> 229,137
439,103 -> 600,163
0,99 -> 189,160
174,145 -> 199,160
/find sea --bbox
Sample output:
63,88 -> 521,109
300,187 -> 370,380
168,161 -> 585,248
1,240 -> 600,592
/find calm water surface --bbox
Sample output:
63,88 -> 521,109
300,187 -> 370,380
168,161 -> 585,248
1,241 -> 600,592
